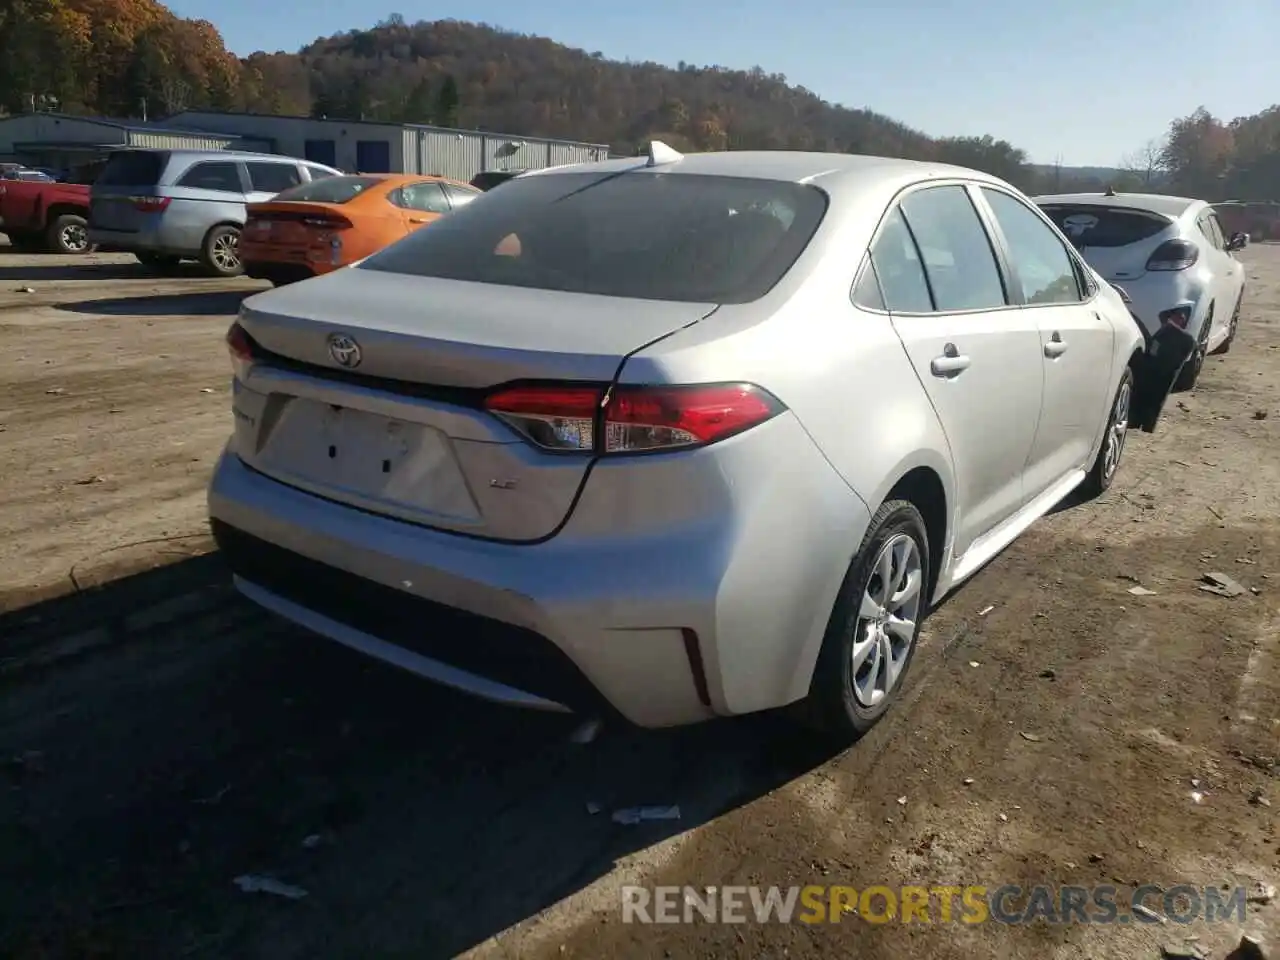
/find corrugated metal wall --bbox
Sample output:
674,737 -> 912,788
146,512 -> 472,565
418,130 -> 484,181
126,131 -> 241,151
417,130 -> 607,182
165,111 -> 610,181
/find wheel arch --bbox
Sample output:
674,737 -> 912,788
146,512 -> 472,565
45,202 -> 88,224
202,219 -> 244,244
786,451 -> 953,705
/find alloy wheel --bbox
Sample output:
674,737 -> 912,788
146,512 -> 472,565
1103,379 -> 1131,482
212,232 -> 240,272
60,222 -> 89,253
851,533 -> 923,708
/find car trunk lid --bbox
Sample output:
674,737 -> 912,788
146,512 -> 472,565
245,201 -> 354,248
90,149 -> 170,233
231,267 -> 714,540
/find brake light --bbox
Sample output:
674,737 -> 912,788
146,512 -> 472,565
1159,307 -> 1192,329
303,216 -> 350,229
226,321 -> 256,380
1146,239 -> 1198,272
482,383 -> 785,454
131,195 -> 170,213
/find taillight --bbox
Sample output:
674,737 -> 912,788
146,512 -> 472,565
482,383 -> 785,455
303,216 -> 351,229
1146,239 -> 1198,271
130,195 -> 170,213
226,321 -> 256,380
1159,307 -> 1192,329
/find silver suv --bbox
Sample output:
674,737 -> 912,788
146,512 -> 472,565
89,149 -> 342,277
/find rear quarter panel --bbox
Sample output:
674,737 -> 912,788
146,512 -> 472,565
620,178 -> 957,708
158,195 -> 246,253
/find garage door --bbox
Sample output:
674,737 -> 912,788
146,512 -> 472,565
356,140 -> 391,173
304,139 -> 337,167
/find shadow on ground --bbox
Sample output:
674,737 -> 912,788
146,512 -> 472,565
0,553 -> 840,959
0,262 -> 161,283
56,289 -> 259,317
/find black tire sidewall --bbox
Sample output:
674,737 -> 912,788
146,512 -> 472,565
810,500 -> 930,738
48,214 -> 88,254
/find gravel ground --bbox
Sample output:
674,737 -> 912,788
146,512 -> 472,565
0,242 -> 1276,960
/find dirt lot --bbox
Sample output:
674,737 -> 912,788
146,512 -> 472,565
0,240 -> 1276,960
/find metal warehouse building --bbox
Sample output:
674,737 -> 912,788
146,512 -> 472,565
0,113 -> 270,170
168,110 -> 610,182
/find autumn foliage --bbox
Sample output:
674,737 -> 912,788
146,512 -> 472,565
3,3 -> 1279,205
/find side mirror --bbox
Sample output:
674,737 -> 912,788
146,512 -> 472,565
1227,232 -> 1248,252
1109,282 -> 1132,304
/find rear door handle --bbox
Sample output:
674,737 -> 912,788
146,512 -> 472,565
930,344 -> 971,378
1044,332 -> 1068,358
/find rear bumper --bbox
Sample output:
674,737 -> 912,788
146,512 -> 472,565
1118,274 -> 1209,340
206,412 -> 870,728
88,224 -> 193,257
244,260 -> 318,285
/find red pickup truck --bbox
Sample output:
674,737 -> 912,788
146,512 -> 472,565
0,179 -> 93,254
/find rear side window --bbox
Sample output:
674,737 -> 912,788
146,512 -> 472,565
443,183 -> 481,208
305,164 -> 339,181
983,189 -> 1083,305
247,162 -> 301,193
868,208 -> 933,313
272,175 -> 383,204
97,150 -> 168,187
851,257 -> 885,311
1201,213 -> 1225,249
899,186 -> 1007,311
391,182 -> 450,214
1038,204 -> 1171,249
362,172 -> 828,304
176,161 -> 242,193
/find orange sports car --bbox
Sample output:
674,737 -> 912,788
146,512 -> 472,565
241,173 -> 482,285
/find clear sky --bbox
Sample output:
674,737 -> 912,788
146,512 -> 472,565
166,0 -> 1280,167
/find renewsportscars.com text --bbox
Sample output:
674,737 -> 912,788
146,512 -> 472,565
621,884 -> 1249,925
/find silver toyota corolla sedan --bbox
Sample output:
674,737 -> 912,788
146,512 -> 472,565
207,146 -> 1184,739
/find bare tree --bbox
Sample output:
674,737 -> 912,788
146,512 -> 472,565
1120,137 -> 1166,187
160,77 -> 190,115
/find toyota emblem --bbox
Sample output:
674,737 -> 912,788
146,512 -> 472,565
327,333 -> 362,369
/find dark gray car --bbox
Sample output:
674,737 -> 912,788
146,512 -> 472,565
88,149 -> 341,277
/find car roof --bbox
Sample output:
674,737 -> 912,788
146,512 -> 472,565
521,150 -> 1011,192
114,147 -> 340,169
1033,192 -> 1201,218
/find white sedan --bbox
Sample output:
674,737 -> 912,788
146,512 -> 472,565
207,146 -> 1184,739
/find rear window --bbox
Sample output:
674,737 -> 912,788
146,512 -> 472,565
470,171 -> 521,190
97,150 -> 168,187
1037,204 -> 1171,249
272,175 -> 384,204
362,172 -> 829,304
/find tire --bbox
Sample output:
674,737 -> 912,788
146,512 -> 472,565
1173,306 -> 1212,391
45,214 -> 92,254
804,499 -> 930,742
1210,296 -> 1241,356
200,224 -> 243,277
1078,366 -> 1133,499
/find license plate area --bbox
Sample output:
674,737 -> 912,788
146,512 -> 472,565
252,398 -> 482,523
